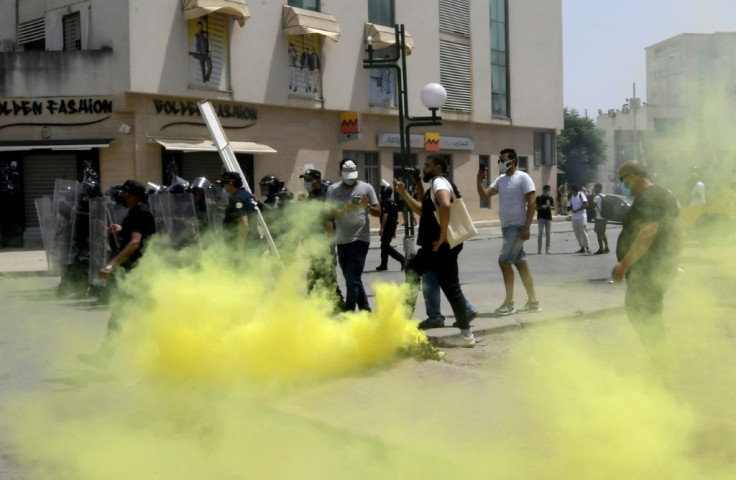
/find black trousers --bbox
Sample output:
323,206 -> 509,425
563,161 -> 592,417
405,244 -> 469,330
378,232 -> 405,268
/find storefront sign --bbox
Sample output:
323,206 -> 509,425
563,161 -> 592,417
0,96 -> 113,128
152,99 -> 257,120
377,133 -> 474,151
425,132 -> 440,152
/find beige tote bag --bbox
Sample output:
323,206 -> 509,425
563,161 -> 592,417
430,177 -> 479,248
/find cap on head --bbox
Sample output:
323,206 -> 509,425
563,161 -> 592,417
543,184 -> 551,191
300,169 -> 321,181
121,179 -> 146,198
340,160 -> 358,180
218,171 -> 242,184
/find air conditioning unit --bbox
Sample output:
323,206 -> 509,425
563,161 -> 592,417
0,39 -> 16,52
608,109 -> 616,116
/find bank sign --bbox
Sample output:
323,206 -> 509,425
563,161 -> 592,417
0,96 -> 113,129
377,133 -> 474,151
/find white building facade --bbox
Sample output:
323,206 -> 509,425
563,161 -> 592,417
0,0 -> 562,244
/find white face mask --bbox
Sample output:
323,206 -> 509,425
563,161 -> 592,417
342,173 -> 357,185
498,160 -> 513,174
303,182 -> 314,193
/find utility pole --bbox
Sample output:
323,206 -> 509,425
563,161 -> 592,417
631,82 -> 639,162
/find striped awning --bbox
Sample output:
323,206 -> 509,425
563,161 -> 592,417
282,5 -> 340,42
181,0 -> 250,27
364,23 -> 413,55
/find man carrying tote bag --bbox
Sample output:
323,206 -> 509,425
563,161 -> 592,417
394,154 -> 478,347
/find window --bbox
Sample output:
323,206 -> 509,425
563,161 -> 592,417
368,0 -> 394,26
479,155 -> 491,209
439,0 -> 470,36
343,151 -> 380,192
518,156 -> 528,172
534,132 -> 556,166
288,0 -> 319,11
440,40 -> 472,112
490,0 -> 509,117
17,18 -> 45,51
63,12 -> 82,51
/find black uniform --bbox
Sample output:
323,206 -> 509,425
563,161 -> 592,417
223,188 -> 260,245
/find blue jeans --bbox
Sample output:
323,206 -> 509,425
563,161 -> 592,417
423,270 -> 477,324
336,241 -> 370,312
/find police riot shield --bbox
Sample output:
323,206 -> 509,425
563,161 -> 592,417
163,192 -> 200,249
35,196 -> 58,274
203,186 -> 228,232
148,193 -> 169,237
51,179 -> 81,271
88,197 -> 109,286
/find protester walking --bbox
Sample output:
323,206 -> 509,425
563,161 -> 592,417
592,183 -> 610,254
327,159 -> 380,312
612,161 -> 681,373
477,148 -> 540,315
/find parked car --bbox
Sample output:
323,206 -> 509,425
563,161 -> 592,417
600,194 -> 633,225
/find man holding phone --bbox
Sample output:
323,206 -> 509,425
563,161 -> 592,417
327,159 -> 381,312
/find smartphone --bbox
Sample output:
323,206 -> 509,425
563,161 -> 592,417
352,196 -> 362,205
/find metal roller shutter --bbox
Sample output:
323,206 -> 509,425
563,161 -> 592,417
180,152 -> 254,189
22,153 -> 77,238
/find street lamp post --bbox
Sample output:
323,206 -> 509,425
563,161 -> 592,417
363,24 -> 447,238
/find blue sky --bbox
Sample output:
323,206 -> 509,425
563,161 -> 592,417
563,0 -> 736,118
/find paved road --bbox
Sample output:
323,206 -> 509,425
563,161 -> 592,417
2,224 -> 734,479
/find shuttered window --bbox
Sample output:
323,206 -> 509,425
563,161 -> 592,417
439,40 -> 472,112
17,18 -> 45,50
534,132 -> 557,166
439,0 -> 470,37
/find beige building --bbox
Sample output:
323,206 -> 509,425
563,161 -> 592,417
0,0 -> 562,244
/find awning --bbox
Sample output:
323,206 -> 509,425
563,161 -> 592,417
282,5 -> 340,42
0,139 -> 114,151
364,23 -> 413,55
181,0 -> 250,27
154,138 -> 277,154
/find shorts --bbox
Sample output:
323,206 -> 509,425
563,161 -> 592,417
499,225 -> 526,264
594,218 -> 608,235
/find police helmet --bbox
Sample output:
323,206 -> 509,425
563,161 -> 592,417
259,175 -> 284,197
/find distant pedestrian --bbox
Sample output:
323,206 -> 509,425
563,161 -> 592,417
612,161 -> 681,372
477,148 -> 540,315
327,159 -> 381,312
592,183 -> 610,254
395,154 -> 476,346
535,184 -> 554,254
569,184 -> 591,253
557,181 -> 569,215
687,166 -> 706,206
375,183 -> 405,271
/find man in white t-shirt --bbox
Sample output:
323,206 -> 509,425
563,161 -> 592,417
688,166 -> 706,206
592,183 -> 610,254
569,184 -> 591,254
477,148 -> 540,315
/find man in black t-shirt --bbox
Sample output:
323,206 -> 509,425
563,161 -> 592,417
535,184 -> 554,254
612,161 -> 680,371
394,155 -> 476,347
376,184 -> 405,271
79,179 -> 155,368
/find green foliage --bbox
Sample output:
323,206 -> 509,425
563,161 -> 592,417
558,108 -> 607,185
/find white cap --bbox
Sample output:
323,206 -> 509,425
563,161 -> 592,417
341,160 -> 358,180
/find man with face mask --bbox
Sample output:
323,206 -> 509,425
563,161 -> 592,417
394,154 -> 477,347
477,148 -> 540,316
327,160 -> 381,312
612,161 -> 681,373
